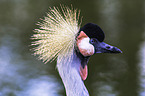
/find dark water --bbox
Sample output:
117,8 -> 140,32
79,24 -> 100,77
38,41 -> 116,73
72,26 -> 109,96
0,0 -> 145,96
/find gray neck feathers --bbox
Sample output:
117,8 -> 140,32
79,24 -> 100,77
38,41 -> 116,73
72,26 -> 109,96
57,51 -> 89,96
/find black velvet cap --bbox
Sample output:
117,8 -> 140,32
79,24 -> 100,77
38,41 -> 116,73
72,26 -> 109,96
80,23 -> 105,42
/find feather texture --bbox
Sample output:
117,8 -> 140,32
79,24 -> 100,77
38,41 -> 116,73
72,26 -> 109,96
31,5 -> 81,64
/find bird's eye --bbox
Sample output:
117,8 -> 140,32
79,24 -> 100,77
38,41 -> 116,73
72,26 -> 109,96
90,38 -> 95,44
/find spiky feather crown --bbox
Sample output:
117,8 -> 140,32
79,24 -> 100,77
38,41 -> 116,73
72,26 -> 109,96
31,5 -> 81,64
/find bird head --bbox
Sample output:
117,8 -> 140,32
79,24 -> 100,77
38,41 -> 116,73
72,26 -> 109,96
77,23 -> 122,56
76,23 -> 122,80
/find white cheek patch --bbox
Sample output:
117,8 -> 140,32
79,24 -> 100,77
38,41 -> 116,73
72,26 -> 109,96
78,37 -> 95,56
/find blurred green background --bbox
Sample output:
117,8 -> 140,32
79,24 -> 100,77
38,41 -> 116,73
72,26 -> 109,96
0,0 -> 145,96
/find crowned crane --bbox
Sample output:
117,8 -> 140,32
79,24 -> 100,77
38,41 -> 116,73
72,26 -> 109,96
31,5 -> 122,96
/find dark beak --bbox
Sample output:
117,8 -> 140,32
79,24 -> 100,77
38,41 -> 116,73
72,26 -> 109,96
93,41 -> 122,53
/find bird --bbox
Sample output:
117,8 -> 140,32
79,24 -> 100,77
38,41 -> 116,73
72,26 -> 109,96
31,5 -> 122,96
